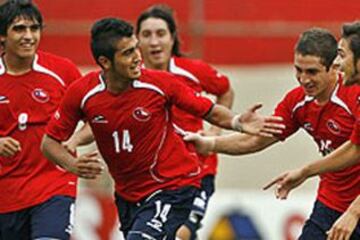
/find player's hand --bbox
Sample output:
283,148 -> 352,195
235,103 -> 285,137
326,211 -> 358,240
0,137 -> 21,157
262,168 -> 307,199
198,126 -> 222,137
71,151 -> 104,179
183,132 -> 215,155
176,225 -> 192,240
62,139 -> 77,155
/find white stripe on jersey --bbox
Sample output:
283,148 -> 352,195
132,80 -> 165,96
32,54 -> 66,86
169,57 -> 200,84
291,83 -> 353,116
291,95 -> 314,116
330,84 -> 352,115
80,74 -> 106,109
0,57 -> 5,75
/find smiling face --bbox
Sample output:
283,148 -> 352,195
0,16 -> 41,60
333,38 -> 357,86
138,17 -> 174,70
294,53 -> 337,103
108,35 -> 142,81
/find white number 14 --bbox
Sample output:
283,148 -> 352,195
112,130 -> 133,153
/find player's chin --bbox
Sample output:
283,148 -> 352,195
18,49 -> 36,59
128,70 -> 141,79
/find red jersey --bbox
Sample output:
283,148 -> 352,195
274,77 -> 360,212
0,51 -> 81,213
169,56 -> 230,177
350,99 -> 360,145
46,69 -> 214,202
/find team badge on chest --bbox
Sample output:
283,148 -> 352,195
326,119 -> 341,135
132,107 -> 151,122
31,88 -> 50,103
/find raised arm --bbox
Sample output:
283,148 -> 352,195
204,103 -> 284,137
263,141 -> 360,199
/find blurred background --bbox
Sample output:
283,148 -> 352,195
34,1 -> 360,239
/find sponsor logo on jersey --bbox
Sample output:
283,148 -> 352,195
326,119 -> 341,135
92,115 -> 108,124
303,122 -> 313,132
31,88 -> 50,103
133,107 -> 151,122
0,95 -> 9,104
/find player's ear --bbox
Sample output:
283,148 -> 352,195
0,35 -> 5,45
98,56 -> 111,70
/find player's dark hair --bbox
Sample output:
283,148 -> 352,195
91,17 -> 133,66
0,0 -> 43,37
295,28 -> 337,70
341,21 -> 360,67
136,4 -> 182,57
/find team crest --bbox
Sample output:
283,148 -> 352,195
326,119 -> 341,135
133,107 -> 151,122
0,95 -> 9,104
32,88 -> 50,103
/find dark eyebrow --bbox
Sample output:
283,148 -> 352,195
12,23 -> 41,30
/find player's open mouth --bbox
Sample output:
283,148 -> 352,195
20,42 -> 35,50
150,49 -> 162,57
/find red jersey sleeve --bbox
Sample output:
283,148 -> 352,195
191,59 -> 230,95
350,105 -> 360,145
143,70 -> 214,118
273,89 -> 302,140
167,74 -> 214,117
46,80 -> 84,141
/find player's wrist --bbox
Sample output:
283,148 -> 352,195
300,165 -> 314,179
231,115 -> 244,133
205,136 -> 216,152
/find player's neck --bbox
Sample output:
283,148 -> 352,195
103,72 -> 132,94
315,75 -> 338,105
3,53 -> 33,76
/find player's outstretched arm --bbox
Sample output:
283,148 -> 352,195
41,134 -> 103,179
0,137 -> 21,157
263,141 -> 360,199
262,168 -> 307,200
327,195 -> 360,240
184,132 -> 278,156
205,103 -> 285,137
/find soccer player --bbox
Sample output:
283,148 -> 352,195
0,0 -> 81,239
262,21 -> 360,240
41,18 -> 284,239
184,28 -> 360,240
136,5 -> 234,239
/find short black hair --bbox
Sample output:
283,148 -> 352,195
295,28 -> 337,70
91,17 -> 133,66
0,0 -> 43,36
136,4 -> 182,57
341,21 -> 360,66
